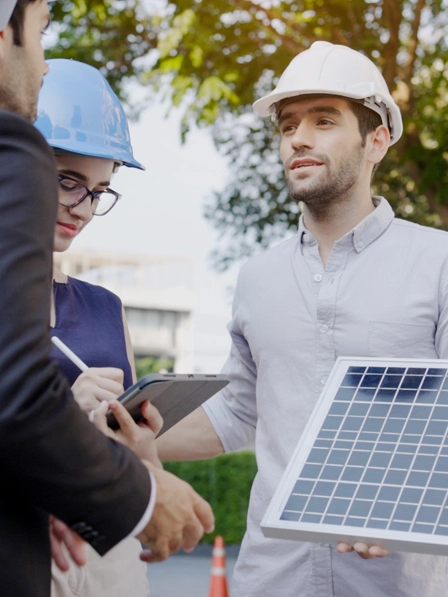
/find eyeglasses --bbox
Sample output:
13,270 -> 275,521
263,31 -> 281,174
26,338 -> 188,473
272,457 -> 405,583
57,174 -> 122,216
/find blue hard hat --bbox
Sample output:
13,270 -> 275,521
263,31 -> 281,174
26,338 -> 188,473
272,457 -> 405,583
35,59 -> 144,170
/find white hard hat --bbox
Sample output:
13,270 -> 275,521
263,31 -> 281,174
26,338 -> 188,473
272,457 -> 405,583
0,0 -> 17,31
253,41 -> 403,145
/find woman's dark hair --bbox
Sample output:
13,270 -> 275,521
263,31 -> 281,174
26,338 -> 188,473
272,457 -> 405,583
9,0 -> 38,46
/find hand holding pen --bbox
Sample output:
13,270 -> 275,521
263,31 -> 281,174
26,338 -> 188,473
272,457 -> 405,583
51,336 -> 125,413
51,337 -> 164,463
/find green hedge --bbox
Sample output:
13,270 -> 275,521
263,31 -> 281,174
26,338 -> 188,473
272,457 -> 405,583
164,451 -> 257,544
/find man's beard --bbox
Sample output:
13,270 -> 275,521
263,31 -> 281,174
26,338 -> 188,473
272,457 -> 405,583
285,142 -> 364,218
0,46 -> 39,122
0,86 -> 37,122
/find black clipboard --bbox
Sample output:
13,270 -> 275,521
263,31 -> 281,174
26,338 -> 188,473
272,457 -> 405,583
106,373 -> 229,436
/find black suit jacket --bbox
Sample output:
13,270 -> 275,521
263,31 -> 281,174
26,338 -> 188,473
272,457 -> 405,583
0,111 -> 152,596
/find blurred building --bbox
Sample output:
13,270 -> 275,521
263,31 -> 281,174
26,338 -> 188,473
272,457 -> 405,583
53,249 -> 194,372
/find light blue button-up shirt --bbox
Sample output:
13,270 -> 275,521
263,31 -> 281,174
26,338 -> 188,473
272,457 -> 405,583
204,198 -> 448,597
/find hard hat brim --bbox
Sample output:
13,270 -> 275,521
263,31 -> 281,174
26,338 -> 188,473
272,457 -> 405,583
50,142 -> 145,170
254,87 -> 380,118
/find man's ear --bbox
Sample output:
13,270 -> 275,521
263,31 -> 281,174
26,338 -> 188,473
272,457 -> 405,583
367,124 -> 390,166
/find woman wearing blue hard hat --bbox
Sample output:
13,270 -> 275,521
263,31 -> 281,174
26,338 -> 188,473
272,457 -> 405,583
35,59 -> 159,597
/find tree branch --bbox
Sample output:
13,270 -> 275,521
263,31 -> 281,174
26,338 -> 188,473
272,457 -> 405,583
402,0 -> 426,84
381,0 -> 403,88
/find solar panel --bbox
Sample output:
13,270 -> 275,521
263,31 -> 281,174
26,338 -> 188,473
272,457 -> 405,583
261,357 -> 448,555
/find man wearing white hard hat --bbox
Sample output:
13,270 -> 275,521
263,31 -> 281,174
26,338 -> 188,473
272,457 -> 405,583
158,41 -> 448,596
0,3 -> 213,596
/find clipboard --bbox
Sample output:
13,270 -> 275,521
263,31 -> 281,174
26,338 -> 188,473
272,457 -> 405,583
106,373 -> 229,436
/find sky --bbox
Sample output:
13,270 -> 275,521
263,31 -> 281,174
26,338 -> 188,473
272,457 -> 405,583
71,101 -> 240,373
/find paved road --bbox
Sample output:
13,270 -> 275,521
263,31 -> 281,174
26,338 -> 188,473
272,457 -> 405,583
147,546 -> 239,597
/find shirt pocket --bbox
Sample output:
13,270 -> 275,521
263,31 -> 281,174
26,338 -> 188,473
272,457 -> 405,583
369,321 -> 436,358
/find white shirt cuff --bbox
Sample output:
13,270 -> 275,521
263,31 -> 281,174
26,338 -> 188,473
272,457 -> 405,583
127,470 -> 157,539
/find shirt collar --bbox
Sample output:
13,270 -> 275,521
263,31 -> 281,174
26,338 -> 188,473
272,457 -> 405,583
351,196 -> 395,252
298,197 -> 395,252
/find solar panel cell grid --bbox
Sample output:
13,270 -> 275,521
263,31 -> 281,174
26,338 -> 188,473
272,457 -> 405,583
262,358 -> 448,554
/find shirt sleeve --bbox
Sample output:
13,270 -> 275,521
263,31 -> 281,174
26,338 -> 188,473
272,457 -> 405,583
203,281 -> 258,452
128,471 -> 157,538
435,253 -> 448,359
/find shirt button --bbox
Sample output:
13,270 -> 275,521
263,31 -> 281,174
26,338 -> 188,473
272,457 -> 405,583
313,274 -> 323,282
321,377 -> 328,385
320,325 -> 329,334
303,234 -> 310,243
357,241 -> 364,249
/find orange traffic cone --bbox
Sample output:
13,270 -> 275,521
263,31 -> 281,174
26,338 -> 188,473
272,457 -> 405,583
208,535 -> 229,597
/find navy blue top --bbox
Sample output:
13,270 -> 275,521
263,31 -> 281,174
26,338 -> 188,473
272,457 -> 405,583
50,277 -> 133,389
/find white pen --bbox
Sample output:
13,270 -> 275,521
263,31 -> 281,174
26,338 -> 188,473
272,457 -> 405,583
51,336 -> 88,372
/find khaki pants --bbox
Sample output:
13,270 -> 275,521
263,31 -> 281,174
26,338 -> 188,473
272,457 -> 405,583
51,537 -> 149,597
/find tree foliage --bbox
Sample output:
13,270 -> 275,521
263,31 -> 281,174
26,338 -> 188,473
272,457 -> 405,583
135,355 -> 174,378
164,451 -> 257,544
49,0 -> 448,268
47,0 -> 155,109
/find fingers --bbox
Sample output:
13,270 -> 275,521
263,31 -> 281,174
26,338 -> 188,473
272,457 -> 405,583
139,535 -> 175,563
140,401 -> 163,435
139,549 -> 156,563
336,542 -> 353,554
141,526 -> 193,563
336,541 -> 391,559
352,542 -> 372,559
140,546 -> 170,564
367,544 -> 391,558
140,533 -> 187,563
352,541 -> 391,559
71,368 -> 125,412
88,401 -> 115,439
193,494 -> 215,535
60,527 -> 87,567
50,531 -> 70,572
49,517 -> 86,570
87,367 -> 124,384
137,466 -> 215,562
181,520 -> 206,553
104,401 -> 164,464
108,401 -> 140,442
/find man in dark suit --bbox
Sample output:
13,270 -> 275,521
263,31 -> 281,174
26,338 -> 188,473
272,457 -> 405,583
0,2 -> 214,595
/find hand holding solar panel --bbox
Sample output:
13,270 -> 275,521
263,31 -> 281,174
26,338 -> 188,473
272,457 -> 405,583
336,539 -> 391,559
262,357 -> 448,556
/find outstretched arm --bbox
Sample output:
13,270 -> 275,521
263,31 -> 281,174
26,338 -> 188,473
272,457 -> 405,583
157,405 -> 224,461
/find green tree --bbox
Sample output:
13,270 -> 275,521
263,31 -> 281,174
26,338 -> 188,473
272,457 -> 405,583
164,451 -> 257,544
135,355 -> 174,378
47,0 -> 155,109
49,0 -> 448,268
